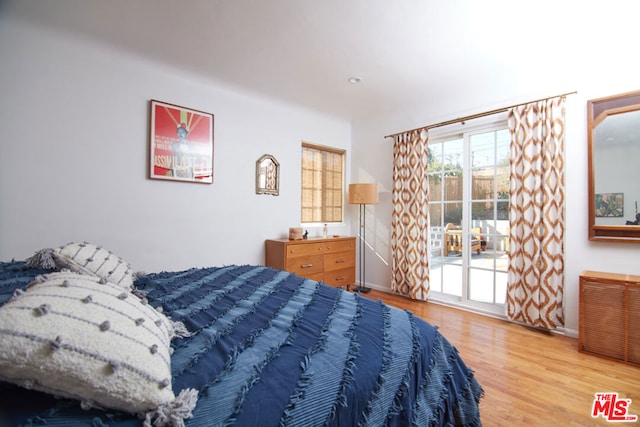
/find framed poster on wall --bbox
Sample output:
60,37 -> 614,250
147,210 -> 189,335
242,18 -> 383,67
149,99 -> 214,183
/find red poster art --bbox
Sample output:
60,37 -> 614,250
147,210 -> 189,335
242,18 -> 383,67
149,100 -> 214,183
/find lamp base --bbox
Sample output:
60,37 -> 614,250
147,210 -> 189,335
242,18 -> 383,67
354,285 -> 371,293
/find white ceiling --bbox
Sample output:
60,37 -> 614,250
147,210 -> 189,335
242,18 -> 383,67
3,0 -> 636,122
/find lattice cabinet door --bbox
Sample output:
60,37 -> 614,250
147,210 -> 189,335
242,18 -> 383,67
579,271 -> 640,367
628,286 -> 640,365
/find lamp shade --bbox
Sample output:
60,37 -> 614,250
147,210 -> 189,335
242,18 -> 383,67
348,183 -> 378,205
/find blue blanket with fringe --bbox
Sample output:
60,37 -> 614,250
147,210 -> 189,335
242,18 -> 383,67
0,261 -> 483,426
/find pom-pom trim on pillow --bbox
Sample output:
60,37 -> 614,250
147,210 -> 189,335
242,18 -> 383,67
0,271 -> 197,426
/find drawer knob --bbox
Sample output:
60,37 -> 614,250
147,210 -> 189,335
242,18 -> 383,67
336,276 -> 345,281
336,259 -> 345,263
301,263 -> 314,268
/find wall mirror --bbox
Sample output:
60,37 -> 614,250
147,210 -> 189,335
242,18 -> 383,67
588,90 -> 640,242
256,154 -> 280,196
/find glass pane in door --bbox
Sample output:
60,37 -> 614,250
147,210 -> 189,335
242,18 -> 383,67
428,137 -> 463,297
467,129 -> 510,305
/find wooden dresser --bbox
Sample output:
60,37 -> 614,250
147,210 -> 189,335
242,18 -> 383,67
265,236 -> 356,288
579,270 -> 640,366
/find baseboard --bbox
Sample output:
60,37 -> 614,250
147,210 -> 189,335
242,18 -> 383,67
361,282 -> 576,338
360,282 -> 388,292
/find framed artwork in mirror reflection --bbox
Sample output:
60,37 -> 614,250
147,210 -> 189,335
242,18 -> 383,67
595,192 -> 623,217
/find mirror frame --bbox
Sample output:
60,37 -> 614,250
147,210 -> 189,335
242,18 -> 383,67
588,90 -> 640,242
255,154 -> 280,196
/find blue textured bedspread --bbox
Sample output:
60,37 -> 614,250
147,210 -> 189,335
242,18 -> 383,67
0,262 -> 483,426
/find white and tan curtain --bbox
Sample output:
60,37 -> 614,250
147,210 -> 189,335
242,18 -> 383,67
391,129 -> 430,300
506,97 -> 566,329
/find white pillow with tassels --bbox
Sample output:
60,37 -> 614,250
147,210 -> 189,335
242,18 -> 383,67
51,242 -> 135,289
0,271 -> 197,426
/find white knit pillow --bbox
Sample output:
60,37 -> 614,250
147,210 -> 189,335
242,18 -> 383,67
52,242 -> 134,289
0,272 -> 197,424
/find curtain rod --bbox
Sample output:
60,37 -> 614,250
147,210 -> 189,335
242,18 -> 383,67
384,90 -> 577,139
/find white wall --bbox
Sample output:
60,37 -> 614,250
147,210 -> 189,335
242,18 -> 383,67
2,5 -> 639,338
350,25 -> 640,336
0,16 -> 352,271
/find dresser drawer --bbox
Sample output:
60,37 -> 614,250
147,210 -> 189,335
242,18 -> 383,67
286,254 -> 323,276
324,240 -> 355,254
324,250 -> 355,272
286,242 -> 324,258
324,267 -> 355,288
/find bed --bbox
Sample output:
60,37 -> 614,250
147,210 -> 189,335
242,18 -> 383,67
0,243 -> 483,426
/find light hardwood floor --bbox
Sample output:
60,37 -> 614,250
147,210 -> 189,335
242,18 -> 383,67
364,289 -> 640,426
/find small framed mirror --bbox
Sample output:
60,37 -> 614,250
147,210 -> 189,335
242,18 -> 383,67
588,90 -> 640,242
256,154 -> 280,196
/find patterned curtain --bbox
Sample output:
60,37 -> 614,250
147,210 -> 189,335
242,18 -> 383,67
506,97 -> 566,329
391,129 -> 430,300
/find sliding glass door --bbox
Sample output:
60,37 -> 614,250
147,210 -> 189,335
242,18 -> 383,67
428,125 -> 510,313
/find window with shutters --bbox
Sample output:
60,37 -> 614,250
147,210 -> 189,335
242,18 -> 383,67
301,142 -> 345,223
